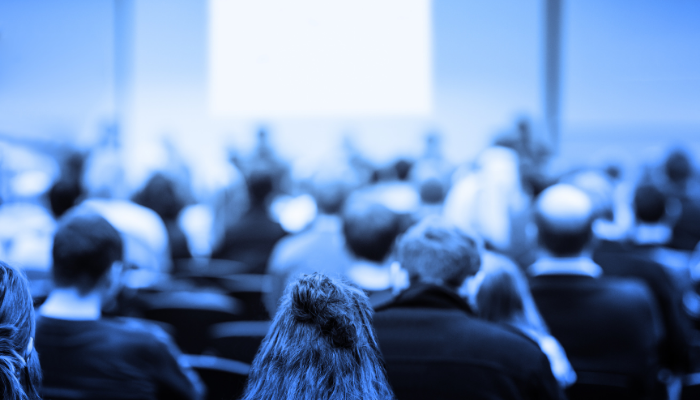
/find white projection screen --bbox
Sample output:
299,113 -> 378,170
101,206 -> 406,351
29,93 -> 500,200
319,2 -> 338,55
209,0 -> 432,118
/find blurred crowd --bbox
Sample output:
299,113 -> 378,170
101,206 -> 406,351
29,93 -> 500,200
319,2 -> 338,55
2,122 -> 700,400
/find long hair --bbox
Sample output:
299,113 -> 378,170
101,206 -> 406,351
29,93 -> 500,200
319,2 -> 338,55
0,261 -> 42,400
472,256 -> 548,334
241,273 -> 394,400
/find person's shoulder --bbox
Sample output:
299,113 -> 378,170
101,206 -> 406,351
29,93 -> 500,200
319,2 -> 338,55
97,317 -> 173,345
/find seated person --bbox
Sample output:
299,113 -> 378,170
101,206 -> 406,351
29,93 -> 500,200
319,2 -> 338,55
212,170 -> 287,273
373,216 -> 564,400
529,184 -> 664,399
0,260 -> 42,400
241,273 -> 394,400
469,258 -> 577,388
342,200 -> 401,299
35,210 -> 204,400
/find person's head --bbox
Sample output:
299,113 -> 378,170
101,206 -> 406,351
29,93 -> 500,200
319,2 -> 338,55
52,211 -> 123,296
246,170 -> 275,206
308,171 -> 350,215
0,261 -> 42,400
398,217 -> 481,289
634,184 -> 666,224
535,184 -> 594,257
665,149 -> 692,184
342,202 -> 400,263
242,273 -> 394,400
132,173 -> 184,221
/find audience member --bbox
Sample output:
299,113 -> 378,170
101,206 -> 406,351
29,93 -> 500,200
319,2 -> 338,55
212,170 -> 287,273
342,200 -> 401,299
265,172 -> 353,316
373,217 -> 564,400
470,258 -> 577,388
0,261 -> 42,400
443,146 -> 532,265
133,173 -> 192,260
35,211 -> 204,400
241,273 -> 395,400
528,184 -> 664,399
592,184 -> 693,377
661,150 -> 700,250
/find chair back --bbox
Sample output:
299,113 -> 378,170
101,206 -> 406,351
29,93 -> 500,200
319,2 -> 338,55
181,354 -> 250,400
207,320 -> 272,364
143,291 -> 243,354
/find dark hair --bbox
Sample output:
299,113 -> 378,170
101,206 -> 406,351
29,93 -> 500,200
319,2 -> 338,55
132,173 -> 185,221
241,273 -> 394,400
0,261 -> 42,400
634,184 -> 666,223
342,202 -> 400,263
665,150 -> 691,183
535,214 -> 592,257
246,171 -> 275,206
52,212 -> 123,295
475,268 -> 524,323
398,217 -> 481,288
419,178 -> 445,204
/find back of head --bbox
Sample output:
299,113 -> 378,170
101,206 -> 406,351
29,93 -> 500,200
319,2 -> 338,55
132,173 -> 184,221
246,170 -> 275,206
309,171 -> 350,215
474,267 -> 524,324
342,201 -> 400,263
535,184 -> 594,257
0,262 -> 41,400
634,184 -> 666,223
398,217 -> 481,288
242,273 -> 393,400
52,211 -> 123,295
665,150 -> 691,184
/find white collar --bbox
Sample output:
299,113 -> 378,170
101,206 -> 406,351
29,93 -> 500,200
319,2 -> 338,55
528,256 -> 603,278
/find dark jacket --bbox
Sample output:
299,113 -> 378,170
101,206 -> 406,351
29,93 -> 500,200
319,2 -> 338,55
212,205 -> 287,273
530,271 -> 663,399
373,283 -> 565,400
594,239 -> 692,374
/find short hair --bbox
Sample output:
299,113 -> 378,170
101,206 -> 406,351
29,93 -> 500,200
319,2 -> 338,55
665,150 -> 691,183
535,184 -> 594,257
241,273 -> 394,400
52,211 -> 123,294
246,171 -> 274,205
342,202 -> 400,263
0,261 -> 42,400
398,217 -> 481,288
634,184 -> 666,223
132,173 -> 184,220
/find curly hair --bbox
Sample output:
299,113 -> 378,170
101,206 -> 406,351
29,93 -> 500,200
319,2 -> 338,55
241,273 -> 394,400
0,261 -> 42,400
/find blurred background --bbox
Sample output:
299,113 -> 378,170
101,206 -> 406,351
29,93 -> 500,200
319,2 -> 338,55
0,0 -> 698,269
2,2 -> 700,397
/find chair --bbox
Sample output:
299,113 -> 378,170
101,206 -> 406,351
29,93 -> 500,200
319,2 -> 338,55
142,291 -> 244,354
175,274 -> 272,320
181,354 -> 250,400
207,320 -> 272,364
174,258 -> 252,277
218,274 -> 272,320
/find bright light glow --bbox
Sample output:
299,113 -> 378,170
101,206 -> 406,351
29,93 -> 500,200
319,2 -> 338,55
209,0 -> 432,118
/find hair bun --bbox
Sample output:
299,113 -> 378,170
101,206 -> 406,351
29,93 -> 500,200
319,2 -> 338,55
290,274 -> 356,349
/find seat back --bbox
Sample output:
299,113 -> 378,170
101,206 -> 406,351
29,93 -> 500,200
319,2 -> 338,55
143,291 -> 243,354
207,320 -> 272,364
181,355 -> 250,400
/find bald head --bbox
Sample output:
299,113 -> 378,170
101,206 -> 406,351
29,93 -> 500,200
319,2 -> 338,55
535,184 -> 594,257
